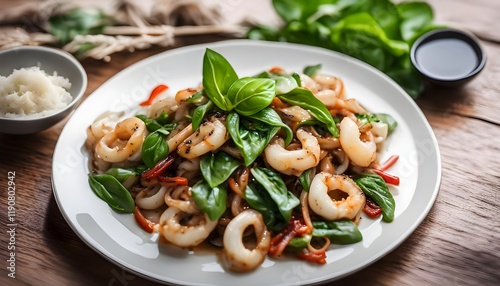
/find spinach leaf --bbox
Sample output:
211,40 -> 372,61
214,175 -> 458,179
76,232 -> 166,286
191,180 -> 227,221
244,182 -> 287,231
88,174 -> 135,213
354,173 -> 395,222
200,151 -> 241,188
278,87 -> 339,137
191,100 -> 214,131
250,167 -> 300,222
226,112 -> 280,166
303,64 -> 322,77
202,49 -> 238,111
312,220 -> 362,244
247,107 -> 293,146
141,131 -> 169,168
227,77 -> 276,116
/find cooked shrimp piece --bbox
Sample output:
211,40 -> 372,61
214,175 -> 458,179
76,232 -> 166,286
300,74 -> 319,93
308,172 -> 366,221
339,117 -> 376,167
314,74 -> 345,99
264,128 -> 320,176
177,118 -> 229,159
159,207 -> 218,248
175,88 -> 199,104
95,117 -> 146,163
279,105 -> 313,122
221,210 -> 271,272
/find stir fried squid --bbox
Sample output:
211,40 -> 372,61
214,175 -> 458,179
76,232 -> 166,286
86,49 -> 399,272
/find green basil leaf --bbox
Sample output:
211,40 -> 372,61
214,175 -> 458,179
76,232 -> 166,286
104,168 -> 137,182
141,131 -> 169,168
244,182 -> 287,231
375,113 -> 397,134
200,151 -> 241,188
191,180 -> 227,221
185,90 -> 204,104
299,167 -> 316,192
291,72 -> 302,87
278,87 -> 339,137
354,173 -> 395,222
227,112 -> 280,166
88,174 -> 135,213
287,234 -> 312,249
251,167 -> 300,222
226,77 -> 275,116
191,100 -> 214,131
312,219 -> 362,244
247,107 -> 293,146
136,112 -> 174,133
303,64 -> 322,77
255,71 -> 298,95
355,113 -> 380,128
202,49 -> 238,111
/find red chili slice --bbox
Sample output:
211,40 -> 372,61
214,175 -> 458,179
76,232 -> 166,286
269,216 -> 310,257
378,155 -> 399,171
297,251 -> 327,265
134,207 -> 155,233
364,197 -> 382,218
373,169 -> 400,186
141,155 -> 175,180
158,176 -> 188,186
139,84 -> 168,106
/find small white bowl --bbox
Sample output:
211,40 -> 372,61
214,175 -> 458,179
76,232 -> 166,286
0,46 -> 87,134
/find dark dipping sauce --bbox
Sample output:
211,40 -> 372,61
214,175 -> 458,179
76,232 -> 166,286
411,29 -> 486,87
415,39 -> 478,80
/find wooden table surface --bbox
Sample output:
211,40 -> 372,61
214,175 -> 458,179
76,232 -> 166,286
1,0 -> 499,285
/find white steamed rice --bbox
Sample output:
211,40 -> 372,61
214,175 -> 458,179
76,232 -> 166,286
0,66 -> 72,118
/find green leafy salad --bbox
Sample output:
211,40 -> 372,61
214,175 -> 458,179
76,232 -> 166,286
86,48 -> 400,272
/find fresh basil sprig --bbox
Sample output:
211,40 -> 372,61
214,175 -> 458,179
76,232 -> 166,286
355,173 -> 396,222
141,131 -> 169,168
191,100 -> 214,131
247,107 -> 293,146
88,174 -> 135,213
104,168 -> 138,182
312,220 -> 363,244
279,87 -> 339,137
200,151 -> 240,188
250,167 -> 300,222
227,77 -> 276,116
202,49 -> 238,111
244,182 -> 287,231
227,112 -> 280,166
303,64 -> 322,77
191,180 -> 227,221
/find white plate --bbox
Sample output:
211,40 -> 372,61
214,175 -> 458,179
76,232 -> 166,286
52,40 -> 441,285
